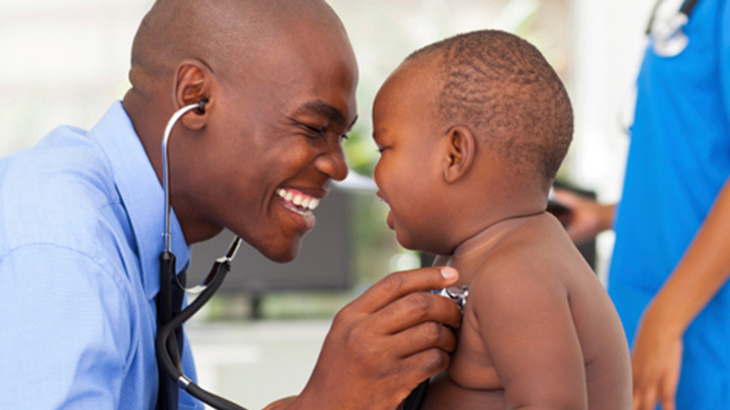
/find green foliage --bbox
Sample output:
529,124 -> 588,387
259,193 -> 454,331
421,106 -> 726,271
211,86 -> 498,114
344,125 -> 379,177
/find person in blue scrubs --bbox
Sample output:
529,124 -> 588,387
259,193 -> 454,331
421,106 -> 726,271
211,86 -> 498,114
555,0 -> 730,409
0,1 -> 462,409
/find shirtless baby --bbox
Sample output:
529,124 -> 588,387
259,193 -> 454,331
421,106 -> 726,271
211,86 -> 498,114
372,30 -> 632,410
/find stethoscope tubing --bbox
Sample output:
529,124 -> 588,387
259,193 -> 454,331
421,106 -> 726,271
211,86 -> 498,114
162,102 -> 203,253
155,255 -> 247,410
680,0 -> 699,16
157,101 -> 246,410
645,0 -> 699,34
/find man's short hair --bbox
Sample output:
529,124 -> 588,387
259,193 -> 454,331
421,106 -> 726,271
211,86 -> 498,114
407,30 -> 573,189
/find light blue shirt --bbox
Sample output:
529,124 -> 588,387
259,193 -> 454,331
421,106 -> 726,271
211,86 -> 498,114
0,102 -> 203,410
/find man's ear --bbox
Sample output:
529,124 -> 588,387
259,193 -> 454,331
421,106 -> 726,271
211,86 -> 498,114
443,125 -> 476,184
174,59 -> 214,131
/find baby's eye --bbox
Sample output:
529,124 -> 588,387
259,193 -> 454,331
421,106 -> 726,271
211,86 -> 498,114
376,146 -> 387,154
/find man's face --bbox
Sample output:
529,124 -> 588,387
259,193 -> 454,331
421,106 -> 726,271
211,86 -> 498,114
372,63 -> 446,252
186,23 -> 358,263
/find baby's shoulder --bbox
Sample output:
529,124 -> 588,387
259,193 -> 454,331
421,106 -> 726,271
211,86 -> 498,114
477,228 -> 569,274
466,227 -> 580,300
495,214 -> 587,272
467,247 -> 567,309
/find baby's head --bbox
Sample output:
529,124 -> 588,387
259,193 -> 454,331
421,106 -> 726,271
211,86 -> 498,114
372,30 -> 573,254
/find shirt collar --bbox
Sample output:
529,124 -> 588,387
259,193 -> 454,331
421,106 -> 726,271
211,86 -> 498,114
91,101 -> 190,301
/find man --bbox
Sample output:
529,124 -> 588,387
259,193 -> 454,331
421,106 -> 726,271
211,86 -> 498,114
555,0 -> 730,409
0,1 -> 462,409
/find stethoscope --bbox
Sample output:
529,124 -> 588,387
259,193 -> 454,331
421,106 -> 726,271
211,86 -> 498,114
153,102 -> 471,410
155,101 -> 249,410
647,0 -> 699,57
618,0 -> 701,135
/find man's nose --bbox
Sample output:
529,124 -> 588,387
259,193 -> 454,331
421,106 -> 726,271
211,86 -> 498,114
314,141 -> 348,181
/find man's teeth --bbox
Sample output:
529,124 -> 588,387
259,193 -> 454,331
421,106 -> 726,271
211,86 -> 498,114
277,189 -> 320,211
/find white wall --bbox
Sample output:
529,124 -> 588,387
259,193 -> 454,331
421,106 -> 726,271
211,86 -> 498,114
0,0 -> 152,156
570,0 -> 657,200
569,0 -> 657,281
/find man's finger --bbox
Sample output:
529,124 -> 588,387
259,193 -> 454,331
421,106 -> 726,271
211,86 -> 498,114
398,347 -> 452,390
387,321 -> 458,359
374,292 -> 462,334
348,266 -> 459,314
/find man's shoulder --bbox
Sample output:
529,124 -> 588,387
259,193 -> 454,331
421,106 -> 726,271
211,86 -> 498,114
0,125 -> 124,257
1,124 -> 110,182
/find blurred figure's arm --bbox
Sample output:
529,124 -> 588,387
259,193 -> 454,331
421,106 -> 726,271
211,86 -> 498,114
551,189 -> 615,244
632,175 -> 730,410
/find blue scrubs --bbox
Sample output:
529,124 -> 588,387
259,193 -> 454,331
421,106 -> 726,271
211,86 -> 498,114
608,0 -> 730,407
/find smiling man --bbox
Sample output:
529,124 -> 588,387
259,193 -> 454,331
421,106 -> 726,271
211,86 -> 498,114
0,1 -> 462,409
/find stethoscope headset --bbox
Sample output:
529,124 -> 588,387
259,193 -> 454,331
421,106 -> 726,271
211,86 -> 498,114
155,101 -> 248,410
647,0 -> 699,57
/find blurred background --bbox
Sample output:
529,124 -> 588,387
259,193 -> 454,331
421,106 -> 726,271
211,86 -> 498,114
0,0 -> 656,407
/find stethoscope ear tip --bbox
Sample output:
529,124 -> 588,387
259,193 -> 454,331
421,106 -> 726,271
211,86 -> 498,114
198,99 -> 209,114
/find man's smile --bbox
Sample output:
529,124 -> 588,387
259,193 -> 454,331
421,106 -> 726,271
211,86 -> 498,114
277,187 -> 321,216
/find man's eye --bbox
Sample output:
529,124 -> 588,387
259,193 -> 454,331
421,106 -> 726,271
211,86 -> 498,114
340,134 -> 349,141
302,124 -> 325,136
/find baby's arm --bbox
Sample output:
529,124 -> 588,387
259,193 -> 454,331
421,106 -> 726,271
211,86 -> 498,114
472,263 -> 587,410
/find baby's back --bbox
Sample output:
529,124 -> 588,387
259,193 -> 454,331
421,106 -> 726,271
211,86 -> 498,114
422,213 -> 631,410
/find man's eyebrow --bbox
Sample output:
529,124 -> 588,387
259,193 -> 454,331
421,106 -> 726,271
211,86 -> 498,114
299,100 -> 358,130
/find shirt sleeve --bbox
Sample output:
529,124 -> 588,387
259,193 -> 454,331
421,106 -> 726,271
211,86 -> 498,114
0,243 -> 132,410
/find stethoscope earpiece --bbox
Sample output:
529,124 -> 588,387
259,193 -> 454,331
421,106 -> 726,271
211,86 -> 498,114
198,99 -> 209,114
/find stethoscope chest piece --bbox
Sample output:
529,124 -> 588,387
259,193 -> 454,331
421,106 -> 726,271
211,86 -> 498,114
431,285 -> 470,311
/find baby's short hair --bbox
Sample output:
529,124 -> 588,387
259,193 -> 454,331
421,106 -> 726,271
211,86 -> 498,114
407,30 -> 573,190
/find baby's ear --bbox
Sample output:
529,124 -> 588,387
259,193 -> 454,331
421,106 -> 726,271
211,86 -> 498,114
443,125 -> 475,184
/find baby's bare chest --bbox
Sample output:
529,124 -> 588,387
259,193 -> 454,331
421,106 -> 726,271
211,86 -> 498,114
445,306 -> 503,390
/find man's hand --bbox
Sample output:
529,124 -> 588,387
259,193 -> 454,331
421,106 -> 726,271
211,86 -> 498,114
551,189 -> 615,244
277,266 -> 462,410
631,304 -> 684,410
